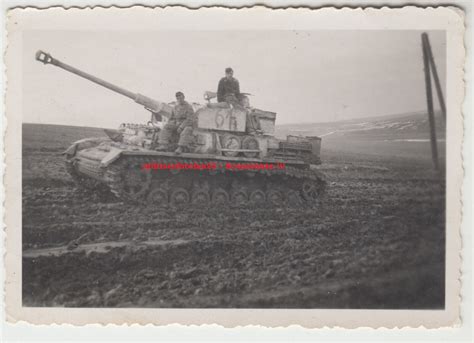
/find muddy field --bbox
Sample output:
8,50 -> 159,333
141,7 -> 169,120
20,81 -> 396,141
22,123 -> 445,308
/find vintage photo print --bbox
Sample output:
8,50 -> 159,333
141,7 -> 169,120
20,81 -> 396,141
4,6 -> 465,328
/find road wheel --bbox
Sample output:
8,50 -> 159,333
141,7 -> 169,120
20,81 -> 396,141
191,190 -> 210,207
266,190 -> 284,206
249,190 -> 266,204
231,190 -> 248,206
170,188 -> 190,206
212,188 -> 229,205
147,188 -> 168,207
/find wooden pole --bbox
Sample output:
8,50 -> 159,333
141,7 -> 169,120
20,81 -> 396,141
422,33 -> 439,171
425,35 -> 447,121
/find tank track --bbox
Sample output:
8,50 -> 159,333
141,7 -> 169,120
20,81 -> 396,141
65,158 -> 102,190
101,156 -> 326,207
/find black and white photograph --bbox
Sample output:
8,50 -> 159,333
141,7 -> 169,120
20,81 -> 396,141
4,6 -> 465,328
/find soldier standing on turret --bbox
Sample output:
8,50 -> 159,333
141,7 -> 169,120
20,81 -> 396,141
157,91 -> 195,153
217,67 -> 261,133
217,67 -> 240,104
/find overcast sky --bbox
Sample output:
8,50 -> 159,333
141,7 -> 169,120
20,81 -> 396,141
23,30 -> 445,128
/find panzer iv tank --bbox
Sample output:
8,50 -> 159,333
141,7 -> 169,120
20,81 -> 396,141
36,50 -> 326,207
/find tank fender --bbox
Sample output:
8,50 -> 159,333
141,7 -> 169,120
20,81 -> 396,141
63,143 -> 78,157
100,147 -> 123,167
62,137 -> 110,157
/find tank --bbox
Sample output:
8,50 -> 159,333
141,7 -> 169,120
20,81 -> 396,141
35,50 -> 326,207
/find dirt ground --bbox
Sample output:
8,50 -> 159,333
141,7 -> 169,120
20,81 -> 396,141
22,123 -> 445,308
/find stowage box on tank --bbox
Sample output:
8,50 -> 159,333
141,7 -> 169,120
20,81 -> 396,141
36,50 -> 326,207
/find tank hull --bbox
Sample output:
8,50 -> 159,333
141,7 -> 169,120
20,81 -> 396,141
65,138 -> 326,207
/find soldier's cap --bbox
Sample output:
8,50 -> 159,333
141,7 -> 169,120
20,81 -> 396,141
175,91 -> 184,97
225,67 -> 233,73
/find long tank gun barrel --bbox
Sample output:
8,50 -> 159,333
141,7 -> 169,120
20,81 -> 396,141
35,50 -> 172,118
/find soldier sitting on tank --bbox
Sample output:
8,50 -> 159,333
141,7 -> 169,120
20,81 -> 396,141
156,91 -> 195,154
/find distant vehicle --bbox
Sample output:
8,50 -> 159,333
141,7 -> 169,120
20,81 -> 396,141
36,50 -> 326,207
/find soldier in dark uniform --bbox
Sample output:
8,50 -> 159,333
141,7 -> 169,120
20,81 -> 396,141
217,67 -> 240,104
157,91 -> 195,153
217,68 -> 261,133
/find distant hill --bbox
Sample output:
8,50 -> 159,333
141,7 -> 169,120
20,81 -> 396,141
23,110 -> 446,145
276,111 -> 446,141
